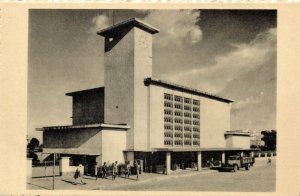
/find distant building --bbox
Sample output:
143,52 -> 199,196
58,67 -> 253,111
38,18 -> 252,175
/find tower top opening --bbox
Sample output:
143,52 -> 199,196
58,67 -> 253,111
97,18 -> 160,37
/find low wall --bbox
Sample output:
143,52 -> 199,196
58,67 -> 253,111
59,157 -> 84,176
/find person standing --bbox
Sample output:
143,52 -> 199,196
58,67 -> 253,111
73,165 -> 85,185
134,160 -> 139,181
112,161 -> 118,180
268,158 -> 272,165
102,162 -> 107,179
126,161 -> 131,179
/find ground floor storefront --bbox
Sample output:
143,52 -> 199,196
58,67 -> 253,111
127,149 -> 254,174
52,149 -> 254,176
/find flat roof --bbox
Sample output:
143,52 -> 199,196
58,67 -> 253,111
144,78 -> 234,103
97,18 -> 159,37
225,131 -> 250,137
125,147 -> 251,152
66,87 -> 104,96
37,123 -> 130,131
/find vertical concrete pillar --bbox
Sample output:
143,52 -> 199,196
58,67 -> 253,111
258,152 -> 261,157
240,152 -> 244,157
59,157 -> 70,176
221,152 -> 226,165
27,158 -> 32,181
250,151 -> 254,158
96,156 -> 102,166
166,152 -> 171,175
197,151 -> 202,171
126,152 -> 134,166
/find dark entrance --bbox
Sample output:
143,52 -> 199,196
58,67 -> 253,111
202,151 -> 222,168
171,152 -> 197,170
134,151 -> 166,174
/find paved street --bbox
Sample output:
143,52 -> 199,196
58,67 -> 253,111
115,158 -> 276,192
28,157 -> 275,192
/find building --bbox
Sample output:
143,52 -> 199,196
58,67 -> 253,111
39,18 -> 252,175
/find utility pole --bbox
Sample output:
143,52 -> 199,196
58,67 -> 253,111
52,152 -> 56,190
112,10 -> 115,25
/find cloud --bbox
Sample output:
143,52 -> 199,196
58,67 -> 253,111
87,10 -> 202,47
143,10 -> 202,47
161,28 -> 277,93
88,15 -> 110,34
232,92 -> 265,111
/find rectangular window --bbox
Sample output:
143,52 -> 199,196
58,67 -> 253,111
193,114 -> 200,119
175,140 -> 183,146
184,97 -> 191,104
184,126 -> 191,131
193,106 -> 200,112
164,109 -> 173,115
164,124 -> 173,130
174,126 -> 183,131
164,140 -> 173,145
164,117 -> 173,123
193,133 -> 200,138
174,111 -> 182,117
174,96 -> 183,102
174,118 -> 183,124
175,133 -> 182,138
184,112 -> 191,118
193,120 -> 200,125
164,93 -> 173,101
164,101 -> 172,108
184,133 -> 191,138
193,99 -> 200,106
184,140 -> 191,145
193,127 -> 200,132
184,105 -> 191,111
193,140 -> 200,145
164,133 -> 173,138
184,119 -> 191,125
174,103 -> 182,109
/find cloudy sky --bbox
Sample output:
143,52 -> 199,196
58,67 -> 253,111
28,9 -> 276,141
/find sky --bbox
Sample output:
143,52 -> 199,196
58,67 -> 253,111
28,9 -> 277,142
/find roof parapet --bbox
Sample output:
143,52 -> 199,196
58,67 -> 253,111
144,77 -> 234,103
97,18 -> 159,37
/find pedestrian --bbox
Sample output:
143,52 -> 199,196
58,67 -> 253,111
134,160 -> 139,181
73,164 -> 85,185
112,161 -> 118,180
96,165 -> 102,180
102,162 -> 107,178
268,158 -> 272,165
126,161 -> 131,179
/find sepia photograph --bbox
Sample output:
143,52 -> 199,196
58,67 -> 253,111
26,9 -> 277,191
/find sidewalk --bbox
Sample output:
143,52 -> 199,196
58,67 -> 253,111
27,168 -> 217,190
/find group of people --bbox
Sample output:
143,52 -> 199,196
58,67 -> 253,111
96,160 -> 140,181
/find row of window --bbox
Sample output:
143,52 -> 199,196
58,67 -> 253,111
164,94 -> 200,106
165,124 -> 200,132
164,133 -> 173,138
165,118 -> 200,125
165,110 -> 200,119
164,102 -> 200,112
164,139 -> 200,146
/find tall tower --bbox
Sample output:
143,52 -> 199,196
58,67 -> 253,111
97,18 -> 159,150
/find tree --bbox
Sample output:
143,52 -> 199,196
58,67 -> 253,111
27,137 -> 40,151
261,130 -> 276,151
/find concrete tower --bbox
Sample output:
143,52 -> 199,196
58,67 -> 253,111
97,18 -> 159,150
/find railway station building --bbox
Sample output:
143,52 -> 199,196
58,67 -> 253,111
39,18 -> 252,175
